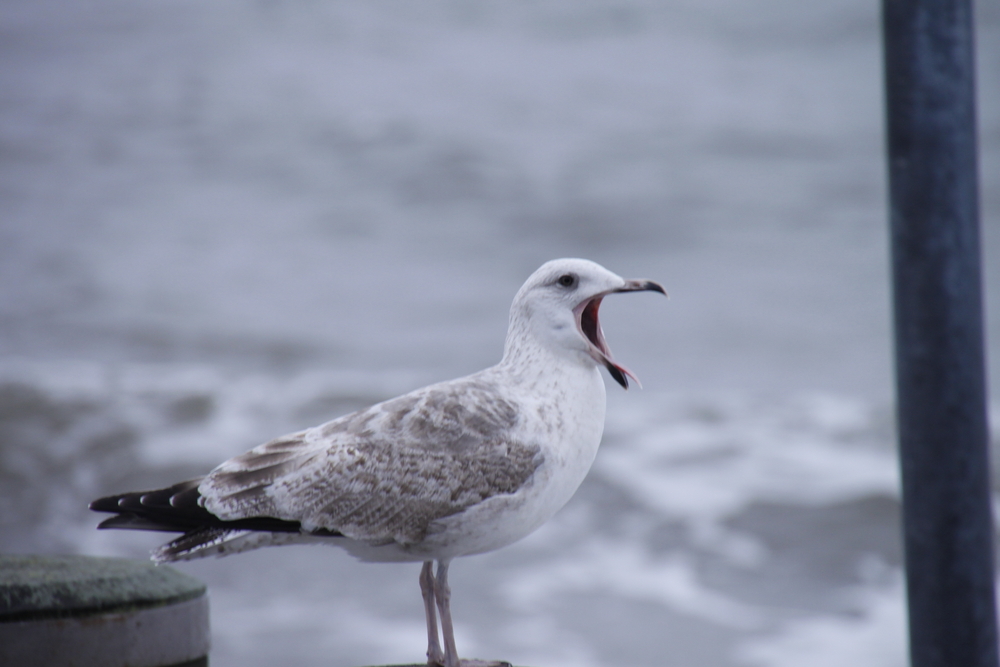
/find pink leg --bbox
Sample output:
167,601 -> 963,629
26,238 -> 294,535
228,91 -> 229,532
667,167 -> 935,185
420,561 -> 445,666
434,561 -> 460,667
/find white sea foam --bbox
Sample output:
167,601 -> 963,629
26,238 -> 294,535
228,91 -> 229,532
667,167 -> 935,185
602,391 -> 899,528
505,538 -> 764,629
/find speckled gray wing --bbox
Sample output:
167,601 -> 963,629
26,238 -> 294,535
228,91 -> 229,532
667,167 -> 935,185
199,379 -> 542,546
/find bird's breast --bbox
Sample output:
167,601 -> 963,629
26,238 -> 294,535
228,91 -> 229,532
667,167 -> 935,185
452,361 -> 607,553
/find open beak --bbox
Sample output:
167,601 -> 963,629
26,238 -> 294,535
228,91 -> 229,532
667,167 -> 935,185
573,279 -> 666,390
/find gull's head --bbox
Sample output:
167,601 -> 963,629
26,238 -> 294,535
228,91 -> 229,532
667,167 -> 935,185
506,258 -> 666,389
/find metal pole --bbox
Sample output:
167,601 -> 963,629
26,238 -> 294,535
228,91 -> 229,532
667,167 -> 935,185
882,1 -> 997,666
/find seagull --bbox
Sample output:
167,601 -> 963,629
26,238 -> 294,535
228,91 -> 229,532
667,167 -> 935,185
90,258 -> 665,667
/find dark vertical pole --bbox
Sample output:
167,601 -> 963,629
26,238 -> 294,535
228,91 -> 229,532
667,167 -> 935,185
882,1 -> 997,667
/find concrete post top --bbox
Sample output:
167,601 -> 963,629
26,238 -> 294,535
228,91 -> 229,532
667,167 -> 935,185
0,554 -> 206,622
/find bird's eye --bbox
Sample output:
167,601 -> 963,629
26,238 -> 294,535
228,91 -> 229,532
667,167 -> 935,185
557,274 -> 577,288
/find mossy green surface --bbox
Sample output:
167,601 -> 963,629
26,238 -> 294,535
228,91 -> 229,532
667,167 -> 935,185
0,554 -> 205,621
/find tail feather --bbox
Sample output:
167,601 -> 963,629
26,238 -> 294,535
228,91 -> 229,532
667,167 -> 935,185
153,527 -> 242,562
152,527 -> 329,562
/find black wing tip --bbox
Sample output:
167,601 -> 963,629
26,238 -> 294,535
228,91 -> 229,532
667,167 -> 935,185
89,495 -> 123,512
90,479 -> 202,513
89,481 -> 333,537
89,481 -> 207,533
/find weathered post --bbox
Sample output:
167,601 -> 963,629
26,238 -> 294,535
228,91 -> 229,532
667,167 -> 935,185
0,555 -> 209,667
882,1 -> 998,666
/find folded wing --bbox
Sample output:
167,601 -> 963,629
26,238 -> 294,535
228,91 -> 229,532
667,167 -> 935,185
93,377 -> 543,558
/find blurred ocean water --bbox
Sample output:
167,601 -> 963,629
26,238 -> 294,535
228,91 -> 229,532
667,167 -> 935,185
1,1 -> 998,666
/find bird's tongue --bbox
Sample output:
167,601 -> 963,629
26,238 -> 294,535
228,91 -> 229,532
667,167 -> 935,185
577,297 -> 640,390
